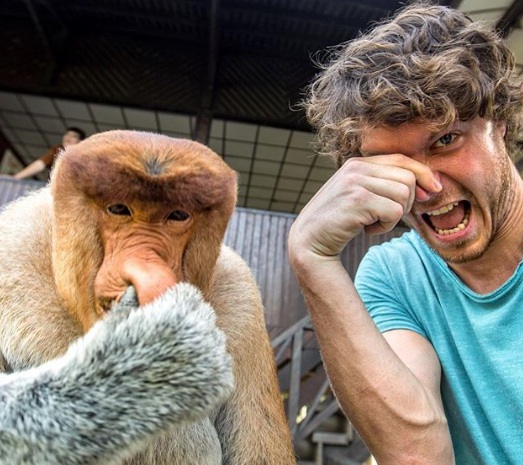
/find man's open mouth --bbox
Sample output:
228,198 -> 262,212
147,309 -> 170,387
422,200 -> 471,236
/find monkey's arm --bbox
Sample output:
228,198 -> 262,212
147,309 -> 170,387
0,283 -> 233,465
211,247 -> 297,465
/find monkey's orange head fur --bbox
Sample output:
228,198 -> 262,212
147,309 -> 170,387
50,130 -> 237,331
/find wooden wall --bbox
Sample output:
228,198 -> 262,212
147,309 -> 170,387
224,207 -> 307,337
0,177 -> 42,207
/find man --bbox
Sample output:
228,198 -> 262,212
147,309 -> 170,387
288,2 -> 523,464
12,126 -> 86,179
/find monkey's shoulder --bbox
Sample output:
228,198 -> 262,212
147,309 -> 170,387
0,187 -> 54,287
208,245 -> 265,320
214,245 -> 253,274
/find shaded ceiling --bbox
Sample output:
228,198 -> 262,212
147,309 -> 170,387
0,0 -> 521,213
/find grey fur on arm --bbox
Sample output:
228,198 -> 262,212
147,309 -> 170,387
0,283 -> 234,465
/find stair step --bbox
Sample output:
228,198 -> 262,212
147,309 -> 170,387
312,431 -> 351,446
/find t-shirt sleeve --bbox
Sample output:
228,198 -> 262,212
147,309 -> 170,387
354,246 -> 427,338
38,146 -> 62,168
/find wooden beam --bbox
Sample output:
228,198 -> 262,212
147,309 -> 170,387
496,0 -> 523,38
193,0 -> 220,144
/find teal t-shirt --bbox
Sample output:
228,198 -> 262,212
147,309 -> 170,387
355,230 -> 523,465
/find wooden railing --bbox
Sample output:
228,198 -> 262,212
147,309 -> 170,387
272,314 -> 346,440
272,316 -> 371,465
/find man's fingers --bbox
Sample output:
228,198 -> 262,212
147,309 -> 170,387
350,154 -> 442,195
290,152 -> 439,258
364,219 -> 401,236
356,176 -> 414,217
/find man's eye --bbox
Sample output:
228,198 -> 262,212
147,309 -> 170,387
433,133 -> 457,148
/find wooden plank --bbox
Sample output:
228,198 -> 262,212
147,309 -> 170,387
312,431 -> 350,446
296,400 -> 341,442
288,328 -> 304,435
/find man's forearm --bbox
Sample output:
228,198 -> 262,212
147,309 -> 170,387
291,252 -> 453,464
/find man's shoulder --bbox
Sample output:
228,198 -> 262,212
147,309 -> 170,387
358,229 -> 440,281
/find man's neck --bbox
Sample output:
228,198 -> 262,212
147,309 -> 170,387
449,176 -> 523,295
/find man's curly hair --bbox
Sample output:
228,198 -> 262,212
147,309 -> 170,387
305,1 -> 523,166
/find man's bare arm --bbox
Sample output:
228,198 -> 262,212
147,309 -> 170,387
288,155 -> 453,464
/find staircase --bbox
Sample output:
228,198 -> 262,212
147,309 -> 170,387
272,316 -> 371,465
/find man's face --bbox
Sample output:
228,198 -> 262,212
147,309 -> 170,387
359,117 -> 512,264
62,130 -> 83,147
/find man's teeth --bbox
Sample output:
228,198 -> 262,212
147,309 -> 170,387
435,214 -> 469,235
425,202 -> 469,235
426,202 -> 459,216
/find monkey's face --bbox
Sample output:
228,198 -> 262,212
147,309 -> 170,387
50,131 -> 237,330
93,199 -> 195,315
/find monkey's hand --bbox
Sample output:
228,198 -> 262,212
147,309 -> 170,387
110,284 -> 140,317
0,283 -> 233,465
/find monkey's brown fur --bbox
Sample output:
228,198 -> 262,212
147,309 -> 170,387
0,130 -> 296,464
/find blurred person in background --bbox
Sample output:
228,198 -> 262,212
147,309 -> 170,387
11,126 -> 86,180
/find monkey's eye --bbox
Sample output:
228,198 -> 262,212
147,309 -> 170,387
167,210 -> 190,221
107,204 -> 132,216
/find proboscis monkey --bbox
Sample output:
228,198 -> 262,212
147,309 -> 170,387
0,130 -> 296,465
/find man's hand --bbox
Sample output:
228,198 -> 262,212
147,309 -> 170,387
289,154 -> 441,259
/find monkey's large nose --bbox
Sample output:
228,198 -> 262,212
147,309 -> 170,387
122,257 -> 181,306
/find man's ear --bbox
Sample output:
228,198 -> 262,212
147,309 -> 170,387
497,120 -> 507,138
